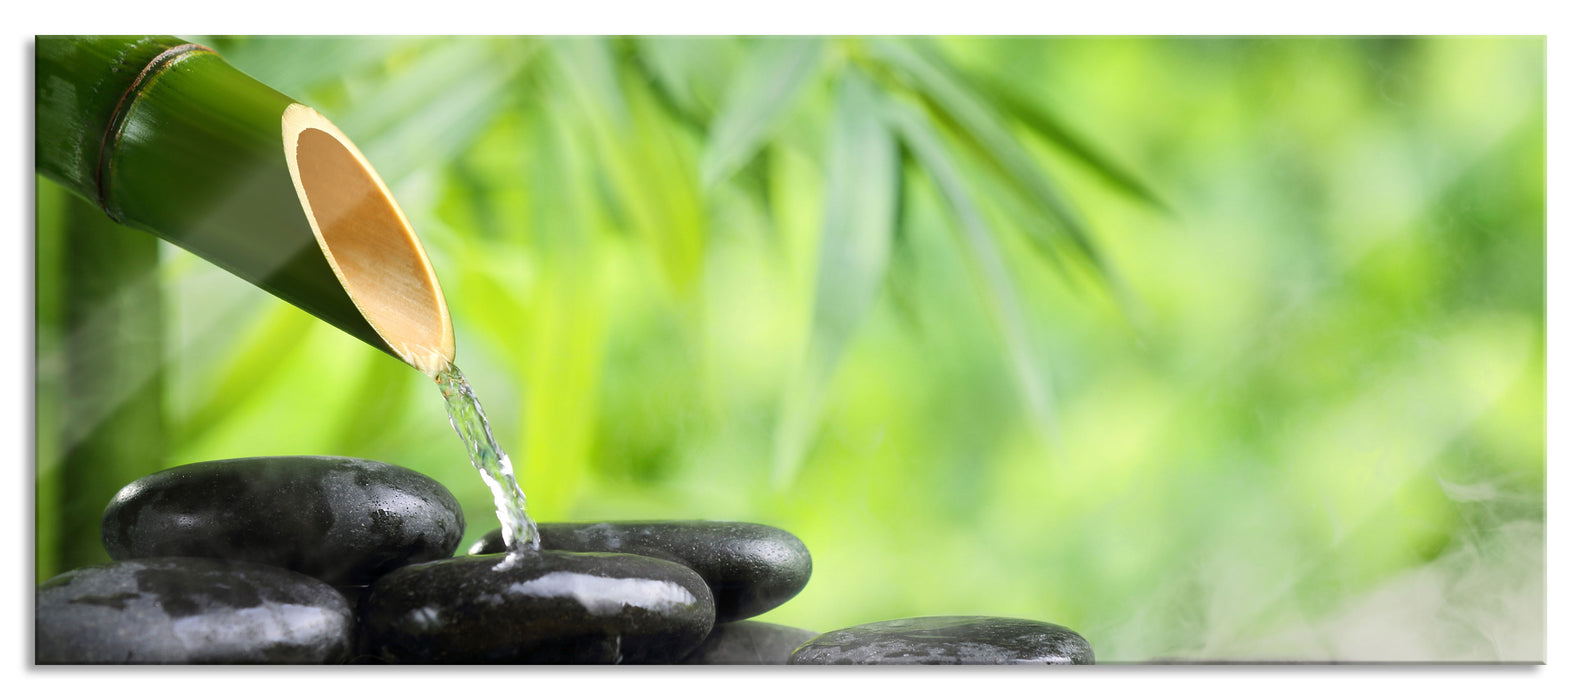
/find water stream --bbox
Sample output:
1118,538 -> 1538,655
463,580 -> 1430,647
434,361 -> 540,552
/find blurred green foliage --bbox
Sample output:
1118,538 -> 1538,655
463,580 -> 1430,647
34,36 -> 1544,661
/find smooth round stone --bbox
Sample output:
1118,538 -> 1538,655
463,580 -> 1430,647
102,456 -> 465,586
789,616 -> 1095,665
362,550 -> 716,664
680,621 -> 819,665
470,520 -> 811,622
35,557 -> 354,664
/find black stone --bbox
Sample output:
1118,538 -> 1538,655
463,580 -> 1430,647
470,520 -> 811,622
35,557 -> 354,664
679,621 -> 819,664
788,616 -> 1095,665
102,456 -> 465,586
362,550 -> 716,664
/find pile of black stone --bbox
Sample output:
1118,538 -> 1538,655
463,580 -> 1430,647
34,455 -> 1093,665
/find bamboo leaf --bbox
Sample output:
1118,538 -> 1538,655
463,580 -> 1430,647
882,93 -> 1059,441
868,37 -> 1103,271
202,35 -> 414,102
809,73 -> 899,354
631,36 -> 739,126
551,39 -> 707,297
629,71 -> 707,296
700,36 -> 826,187
773,71 -> 899,486
346,38 -> 538,185
334,37 -> 490,136
549,36 -> 631,131
966,65 -> 1171,212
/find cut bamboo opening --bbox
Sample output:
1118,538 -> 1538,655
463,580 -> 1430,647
282,104 -> 455,376
38,36 -> 456,375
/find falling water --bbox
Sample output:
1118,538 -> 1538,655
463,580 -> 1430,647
434,360 -> 540,551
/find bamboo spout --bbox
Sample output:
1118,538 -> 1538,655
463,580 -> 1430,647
283,105 -> 453,375
35,36 -> 454,375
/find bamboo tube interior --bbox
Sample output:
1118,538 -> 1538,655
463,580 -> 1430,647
283,104 -> 454,376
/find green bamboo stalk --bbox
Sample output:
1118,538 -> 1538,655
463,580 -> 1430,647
55,189 -> 166,574
35,35 -> 452,372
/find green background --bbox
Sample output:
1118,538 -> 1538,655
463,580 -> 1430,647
34,36 -> 1545,662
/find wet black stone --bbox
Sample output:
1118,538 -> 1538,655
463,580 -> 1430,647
680,621 -> 819,664
102,456 -> 465,586
470,520 -> 811,622
362,550 -> 716,664
35,557 -> 354,664
788,616 -> 1095,665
